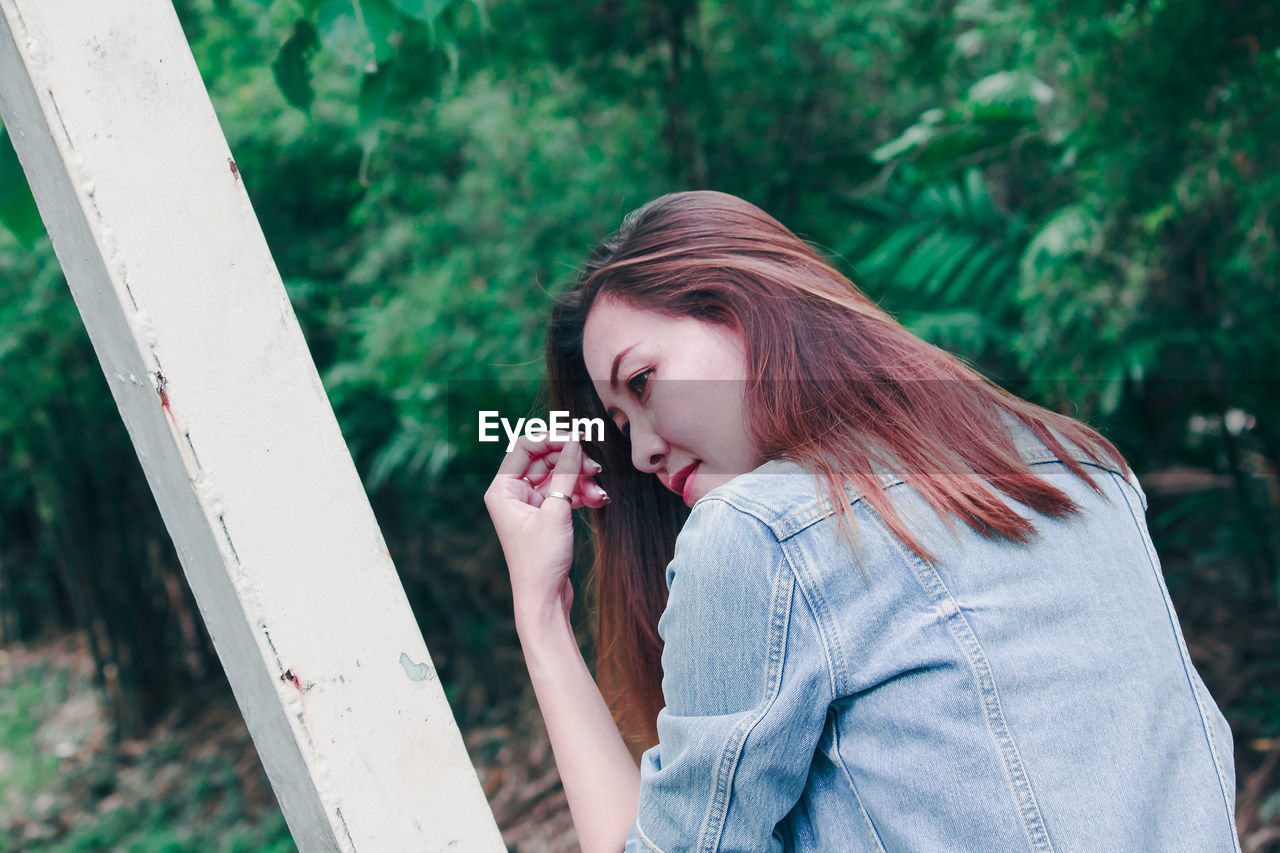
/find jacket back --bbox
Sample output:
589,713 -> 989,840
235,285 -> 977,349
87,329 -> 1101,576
625,419 -> 1239,852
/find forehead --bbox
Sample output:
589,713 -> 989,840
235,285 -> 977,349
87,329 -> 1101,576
581,298 -> 675,380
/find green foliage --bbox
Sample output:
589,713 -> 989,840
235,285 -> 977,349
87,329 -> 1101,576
325,65 -> 667,489
838,166 -> 1026,362
37,778 -> 294,853
871,70 -> 1051,166
0,653 -> 294,851
0,0 -> 1276,831
272,20 -> 320,111
0,668 -> 64,806
0,126 -> 43,248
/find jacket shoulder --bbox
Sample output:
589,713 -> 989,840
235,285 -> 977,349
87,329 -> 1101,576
699,413 -> 1140,541
695,460 -> 832,542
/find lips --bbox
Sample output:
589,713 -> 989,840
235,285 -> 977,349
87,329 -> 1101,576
670,461 -> 701,506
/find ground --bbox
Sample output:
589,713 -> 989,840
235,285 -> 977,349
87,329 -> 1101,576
0,634 -> 576,852
1,525 -> 1278,851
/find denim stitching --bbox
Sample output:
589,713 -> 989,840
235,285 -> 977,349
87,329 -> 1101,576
1110,471 -> 1240,849
696,565 -> 794,852
781,537 -> 846,698
828,710 -> 889,853
861,502 -> 1057,853
706,439 -> 1138,542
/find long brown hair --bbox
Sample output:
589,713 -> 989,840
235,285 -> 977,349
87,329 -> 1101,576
545,190 -> 1129,752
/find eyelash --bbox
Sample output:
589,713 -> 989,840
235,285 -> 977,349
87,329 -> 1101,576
618,369 -> 652,437
627,369 -> 652,398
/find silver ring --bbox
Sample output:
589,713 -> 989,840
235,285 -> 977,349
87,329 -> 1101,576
546,490 -> 574,503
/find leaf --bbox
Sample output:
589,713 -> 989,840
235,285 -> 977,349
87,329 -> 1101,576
965,70 -> 1054,109
441,39 -> 460,75
1019,204 -> 1099,282
272,20 -> 320,113
835,195 -> 900,224
1098,377 -> 1123,416
387,0 -> 452,27
358,62 -> 396,135
317,0 -> 371,68
896,230 -> 951,291
911,126 -> 1013,168
924,233 -> 979,300
0,126 -> 43,247
360,0 -> 404,62
963,167 -> 994,221
860,220 -> 933,278
973,254 -> 1018,306
947,241 -> 1004,301
872,122 -> 939,163
356,60 -> 396,169
316,0 -> 403,70
900,309 -> 991,347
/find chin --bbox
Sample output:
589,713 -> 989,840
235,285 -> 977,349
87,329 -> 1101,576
689,470 -> 731,498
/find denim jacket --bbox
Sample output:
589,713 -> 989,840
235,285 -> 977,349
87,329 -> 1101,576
624,422 -> 1239,852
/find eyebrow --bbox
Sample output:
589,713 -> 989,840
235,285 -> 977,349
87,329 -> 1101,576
609,345 -> 637,392
605,344 -> 637,420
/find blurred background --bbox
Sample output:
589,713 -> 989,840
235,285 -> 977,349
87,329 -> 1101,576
1,0 -> 1277,849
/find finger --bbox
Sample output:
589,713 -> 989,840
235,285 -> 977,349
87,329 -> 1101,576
495,434 -> 570,479
527,480 -> 587,509
540,438 -> 584,512
529,474 -> 603,508
524,466 -> 599,508
576,472 -> 610,507
525,453 -> 558,486
528,452 -> 601,487
529,479 -> 604,504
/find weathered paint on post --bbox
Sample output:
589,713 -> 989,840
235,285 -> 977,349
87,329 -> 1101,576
0,2 -> 506,850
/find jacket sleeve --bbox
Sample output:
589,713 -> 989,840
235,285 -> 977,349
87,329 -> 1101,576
624,498 -> 835,853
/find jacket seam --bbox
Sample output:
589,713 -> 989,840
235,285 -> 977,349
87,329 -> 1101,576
705,445 -> 1139,541
1109,470 -> 1240,848
710,457 -> 1131,542
781,538 -> 846,698
828,712 -> 888,853
860,500 -> 1057,853
695,566 -> 796,852
633,820 -> 667,853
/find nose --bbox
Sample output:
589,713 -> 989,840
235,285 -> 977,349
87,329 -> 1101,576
628,419 -> 667,474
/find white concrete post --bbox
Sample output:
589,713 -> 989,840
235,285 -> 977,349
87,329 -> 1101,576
0,2 -> 506,850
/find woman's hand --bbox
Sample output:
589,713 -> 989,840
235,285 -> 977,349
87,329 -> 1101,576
485,437 -> 639,853
483,437 -> 609,631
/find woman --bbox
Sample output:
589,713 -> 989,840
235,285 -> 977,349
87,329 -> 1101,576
483,191 -> 1239,852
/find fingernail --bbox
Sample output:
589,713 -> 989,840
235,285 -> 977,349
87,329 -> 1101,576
593,484 -> 609,500
586,458 -> 603,473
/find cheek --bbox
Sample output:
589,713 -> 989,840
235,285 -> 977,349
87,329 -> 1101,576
653,375 -> 749,452
699,401 -> 750,451
652,385 -> 708,438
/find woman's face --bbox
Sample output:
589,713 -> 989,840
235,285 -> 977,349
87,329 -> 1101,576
582,296 -> 764,508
